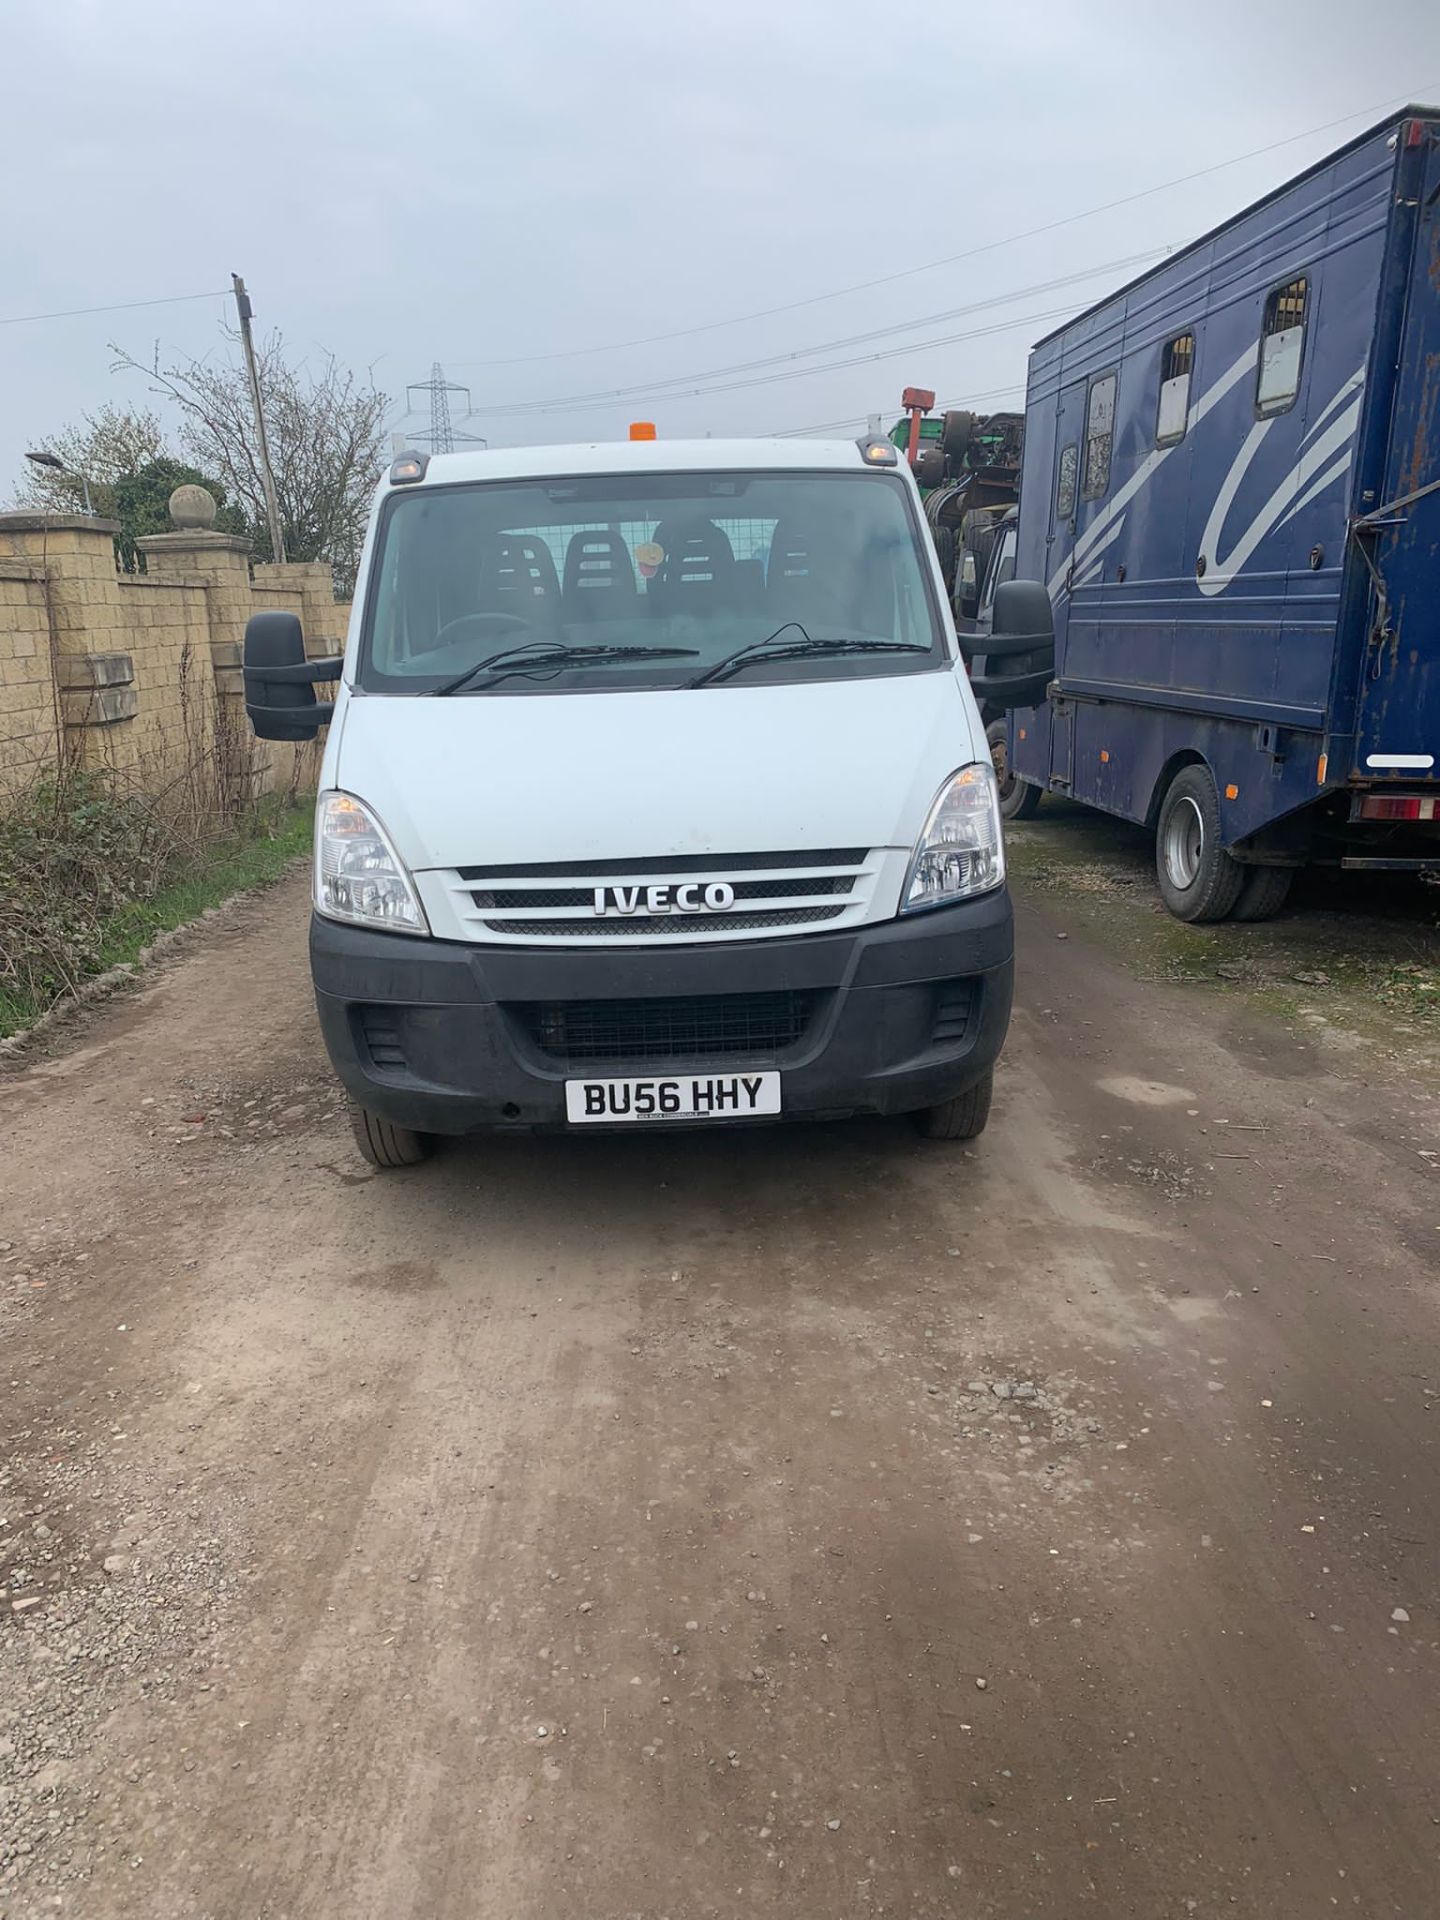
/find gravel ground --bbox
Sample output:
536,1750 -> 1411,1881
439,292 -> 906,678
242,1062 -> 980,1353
1,870 -> 1437,1918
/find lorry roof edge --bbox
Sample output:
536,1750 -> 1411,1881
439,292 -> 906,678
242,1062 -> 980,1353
393,439 -> 879,486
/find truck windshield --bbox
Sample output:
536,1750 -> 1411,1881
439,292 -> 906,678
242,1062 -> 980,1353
359,469 -> 946,694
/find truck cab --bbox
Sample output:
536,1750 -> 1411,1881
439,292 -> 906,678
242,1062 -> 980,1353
243,435 -> 1042,1167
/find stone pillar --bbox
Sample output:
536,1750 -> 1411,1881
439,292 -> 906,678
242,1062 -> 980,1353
136,492 -> 253,680
0,513 -> 132,753
252,560 -> 347,657
136,489 -> 261,798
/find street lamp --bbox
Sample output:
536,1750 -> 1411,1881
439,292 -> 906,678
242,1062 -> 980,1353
25,450 -> 95,516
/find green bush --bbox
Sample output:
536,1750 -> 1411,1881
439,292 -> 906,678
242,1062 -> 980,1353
0,767 -> 310,1036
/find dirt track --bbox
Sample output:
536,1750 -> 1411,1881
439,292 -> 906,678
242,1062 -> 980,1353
2,867 -> 1438,1919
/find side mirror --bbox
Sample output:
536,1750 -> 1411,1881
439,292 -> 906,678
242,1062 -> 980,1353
963,578 -> 1055,711
242,612 -> 342,741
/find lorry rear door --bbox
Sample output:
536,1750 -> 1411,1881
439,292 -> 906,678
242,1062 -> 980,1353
1354,124 -> 1440,782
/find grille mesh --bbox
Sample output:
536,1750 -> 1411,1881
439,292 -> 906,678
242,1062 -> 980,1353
359,1009 -> 406,1070
509,990 -> 820,1066
930,980 -> 977,1046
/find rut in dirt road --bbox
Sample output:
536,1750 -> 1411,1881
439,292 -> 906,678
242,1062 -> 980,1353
2,870 -> 1437,1919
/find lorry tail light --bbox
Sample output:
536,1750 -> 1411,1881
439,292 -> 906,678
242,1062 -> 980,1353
1359,793 -> 1432,821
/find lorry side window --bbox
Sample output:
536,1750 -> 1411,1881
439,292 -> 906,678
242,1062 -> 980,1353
1156,332 -> 1194,445
1256,276 -> 1308,415
1081,372 -> 1117,501
1055,444 -> 1078,520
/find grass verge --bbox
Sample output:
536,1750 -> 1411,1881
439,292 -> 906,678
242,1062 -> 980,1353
0,797 -> 312,1040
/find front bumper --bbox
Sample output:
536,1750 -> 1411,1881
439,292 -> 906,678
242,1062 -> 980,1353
310,890 -> 1014,1134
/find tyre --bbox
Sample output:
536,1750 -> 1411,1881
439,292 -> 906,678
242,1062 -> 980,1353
914,445 -> 945,489
961,515 -> 1000,588
942,409 -> 976,463
1155,765 -> 1244,922
349,1100 -> 432,1170
1232,864 -> 1293,922
986,718 -> 1042,822
931,522 -> 958,593
914,1069 -> 994,1141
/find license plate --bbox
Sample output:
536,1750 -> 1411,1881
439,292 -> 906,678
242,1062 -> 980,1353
565,1071 -> 782,1125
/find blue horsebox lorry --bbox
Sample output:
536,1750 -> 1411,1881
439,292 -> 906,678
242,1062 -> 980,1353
991,107 -> 1440,921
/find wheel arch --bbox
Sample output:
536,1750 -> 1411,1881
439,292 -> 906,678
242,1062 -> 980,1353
1145,749 -> 1212,828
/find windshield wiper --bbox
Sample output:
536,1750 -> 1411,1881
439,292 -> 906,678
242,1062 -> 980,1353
428,641 -> 699,697
686,623 -> 932,689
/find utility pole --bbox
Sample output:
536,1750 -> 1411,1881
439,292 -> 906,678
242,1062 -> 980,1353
231,273 -> 287,564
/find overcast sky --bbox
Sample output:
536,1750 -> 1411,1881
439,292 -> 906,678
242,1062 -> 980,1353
4,0 -> 1439,495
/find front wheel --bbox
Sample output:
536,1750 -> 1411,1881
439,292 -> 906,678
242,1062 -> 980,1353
914,1069 -> 994,1141
349,1100 -> 433,1170
1155,766 -> 1244,922
986,719 -> 1042,822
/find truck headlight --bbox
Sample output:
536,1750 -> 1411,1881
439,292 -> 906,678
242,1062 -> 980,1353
314,790 -> 429,933
901,763 -> 1005,911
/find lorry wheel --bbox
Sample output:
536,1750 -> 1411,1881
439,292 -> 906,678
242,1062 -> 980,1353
914,1069 -> 994,1141
1232,865 -> 1294,922
349,1100 -> 432,1170
931,523 -> 957,592
914,445 -> 945,489
942,409 -> 976,463
986,719 -> 1042,821
1155,766 -> 1244,922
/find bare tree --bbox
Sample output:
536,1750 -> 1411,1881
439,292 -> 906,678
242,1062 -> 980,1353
113,331 -> 390,594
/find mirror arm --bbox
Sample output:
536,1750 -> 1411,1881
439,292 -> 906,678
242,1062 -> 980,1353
958,629 -> 1055,662
242,698 -> 336,728
243,654 -> 343,686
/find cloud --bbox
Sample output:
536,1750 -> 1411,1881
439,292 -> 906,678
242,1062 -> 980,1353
4,0 -> 1437,481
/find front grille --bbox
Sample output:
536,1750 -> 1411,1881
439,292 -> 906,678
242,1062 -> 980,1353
496,905 -> 847,937
359,1008 -> 406,1070
509,990 -> 820,1065
447,847 -> 878,944
478,874 -> 852,908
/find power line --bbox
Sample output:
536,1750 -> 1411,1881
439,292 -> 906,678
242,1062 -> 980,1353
478,301 -> 1085,421
441,85 -> 1436,372
772,383 -> 1026,439
0,288 -> 230,329
478,253 -> 1163,419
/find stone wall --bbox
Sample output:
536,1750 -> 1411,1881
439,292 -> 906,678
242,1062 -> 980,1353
0,564 -> 57,787
0,510 -> 350,802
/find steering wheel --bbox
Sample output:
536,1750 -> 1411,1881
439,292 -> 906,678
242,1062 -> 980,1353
433,611 -> 534,646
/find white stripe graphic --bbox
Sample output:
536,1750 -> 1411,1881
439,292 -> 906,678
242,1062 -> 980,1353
1195,365 -> 1366,594
1047,341 -> 1260,600
1045,351 -> 1366,604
